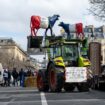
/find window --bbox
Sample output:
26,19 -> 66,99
62,44 -> 78,61
99,28 -> 102,32
0,40 -> 3,43
89,28 -> 92,33
53,46 -> 61,58
7,39 -> 12,43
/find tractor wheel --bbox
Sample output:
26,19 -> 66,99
98,83 -> 105,90
37,72 -> 49,92
77,83 -> 89,92
91,77 -> 99,90
64,83 -> 75,92
48,64 -> 64,92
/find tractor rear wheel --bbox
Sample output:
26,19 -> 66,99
98,83 -> 105,90
77,83 -> 89,92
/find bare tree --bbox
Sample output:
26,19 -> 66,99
0,51 -> 36,71
0,52 -> 16,70
89,0 -> 105,21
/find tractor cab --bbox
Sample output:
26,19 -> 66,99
48,41 -> 79,67
47,37 -> 90,67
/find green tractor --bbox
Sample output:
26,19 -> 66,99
34,36 -> 92,92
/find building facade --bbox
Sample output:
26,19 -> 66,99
0,38 -> 35,71
84,25 -> 105,39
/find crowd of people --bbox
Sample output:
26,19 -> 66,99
3,67 -> 34,87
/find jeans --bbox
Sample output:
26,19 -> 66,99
13,78 -> 18,86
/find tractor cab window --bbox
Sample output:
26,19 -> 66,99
53,46 -> 61,58
62,44 -> 78,61
49,48 -> 54,58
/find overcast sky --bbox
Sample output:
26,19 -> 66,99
0,0 -> 104,61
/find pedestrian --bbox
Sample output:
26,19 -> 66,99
27,70 -> 32,76
3,68 -> 8,87
12,68 -> 18,86
19,68 -> 25,87
8,70 -> 11,86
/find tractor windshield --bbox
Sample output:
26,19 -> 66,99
62,44 -> 78,61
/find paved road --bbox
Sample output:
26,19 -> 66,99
0,87 -> 105,105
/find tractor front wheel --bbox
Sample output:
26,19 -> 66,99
37,72 -> 49,92
48,64 -> 64,92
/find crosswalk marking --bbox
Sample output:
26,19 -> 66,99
40,92 -> 48,105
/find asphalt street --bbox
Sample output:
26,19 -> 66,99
0,87 -> 105,105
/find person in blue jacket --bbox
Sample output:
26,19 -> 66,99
19,68 -> 25,87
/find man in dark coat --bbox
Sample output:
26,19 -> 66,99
12,68 -> 18,86
19,68 -> 25,87
8,70 -> 11,86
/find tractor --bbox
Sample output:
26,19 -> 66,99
32,36 -> 92,92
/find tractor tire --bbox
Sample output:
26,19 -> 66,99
77,83 -> 89,92
98,83 -> 105,90
37,71 -> 49,92
64,83 -> 75,92
48,64 -> 64,92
